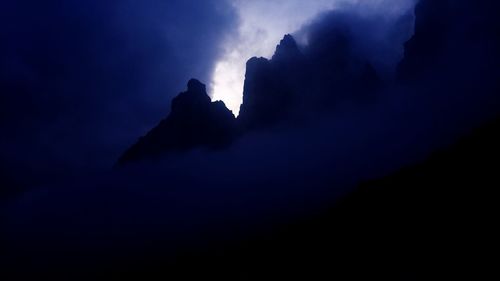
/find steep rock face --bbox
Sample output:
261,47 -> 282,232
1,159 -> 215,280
398,0 -> 500,82
393,0 -> 500,151
120,27 -> 388,163
272,34 -> 302,62
304,15 -> 384,107
397,0 -> 451,81
238,35 -> 306,130
120,0 -> 500,164
118,79 -> 236,165
239,31 -> 382,131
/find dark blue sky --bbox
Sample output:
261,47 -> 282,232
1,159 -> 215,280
0,0 -> 236,182
1,0 -> 498,197
1,1 -> 500,279
0,0 -> 419,188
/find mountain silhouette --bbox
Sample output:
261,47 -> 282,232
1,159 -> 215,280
111,1 -> 500,278
398,0 -> 500,83
118,30 -> 382,164
118,0 -> 499,166
238,35 -> 307,130
4,0 -> 500,279
118,79 -> 236,165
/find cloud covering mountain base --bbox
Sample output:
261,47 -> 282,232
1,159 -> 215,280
2,0 -> 500,279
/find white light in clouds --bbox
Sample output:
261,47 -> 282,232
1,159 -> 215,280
210,0 -> 416,115
211,0 -> 338,115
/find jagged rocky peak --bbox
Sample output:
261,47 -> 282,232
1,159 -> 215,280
170,79 -> 212,116
117,79 -> 236,165
272,34 -> 301,61
187,78 -> 206,93
239,35 -> 309,130
243,34 -> 302,80
238,53 -> 289,130
245,57 -> 271,78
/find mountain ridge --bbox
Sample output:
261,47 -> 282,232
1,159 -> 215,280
118,0 -> 500,166
118,30 -> 382,164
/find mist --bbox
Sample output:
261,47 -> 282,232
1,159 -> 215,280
2,0 -> 500,278
0,0 -> 237,186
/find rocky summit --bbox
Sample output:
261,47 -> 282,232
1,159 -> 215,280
118,79 -> 236,165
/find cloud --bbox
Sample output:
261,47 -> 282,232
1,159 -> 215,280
297,3 -> 415,78
211,0 -> 416,114
0,0 -> 417,188
3,0 -> 500,274
0,0 -> 237,184
211,0 -> 338,114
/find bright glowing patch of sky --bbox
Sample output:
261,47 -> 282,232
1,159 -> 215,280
210,0 -> 415,115
210,0 -> 338,115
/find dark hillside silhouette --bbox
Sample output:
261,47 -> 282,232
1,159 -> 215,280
119,27 -> 385,163
105,0 -> 500,278
238,34 -> 308,130
118,0 -> 499,166
118,79 -> 237,165
2,0 -> 500,279
111,114 -> 500,281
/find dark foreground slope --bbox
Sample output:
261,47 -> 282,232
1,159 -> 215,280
105,0 -> 499,279
3,0 -> 499,279
115,114 -> 499,280
15,107 -> 497,281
